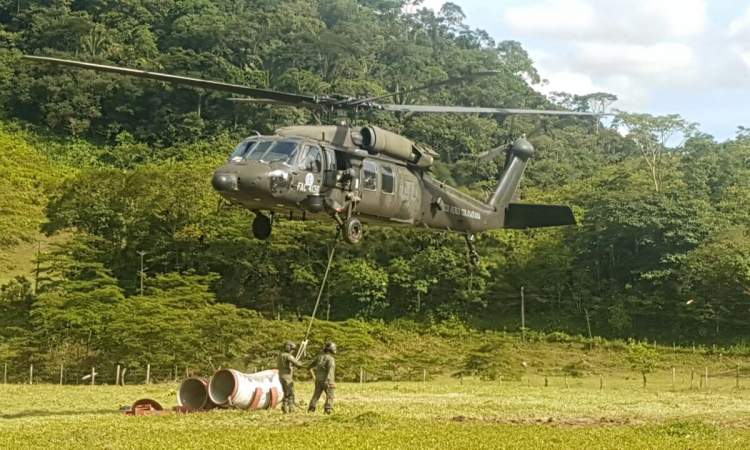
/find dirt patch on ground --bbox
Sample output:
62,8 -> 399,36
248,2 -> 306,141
449,415 -> 643,427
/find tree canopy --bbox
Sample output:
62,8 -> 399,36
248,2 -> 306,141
1,0 -> 750,376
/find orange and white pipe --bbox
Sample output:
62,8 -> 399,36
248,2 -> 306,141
177,377 -> 216,411
208,369 -> 282,410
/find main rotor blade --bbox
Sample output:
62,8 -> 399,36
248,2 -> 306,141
376,104 -> 608,116
23,56 -> 318,106
349,71 -> 502,106
228,98 -> 324,109
477,146 -> 506,163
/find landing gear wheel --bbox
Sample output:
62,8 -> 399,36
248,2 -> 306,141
252,214 -> 272,240
341,217 -> 363,244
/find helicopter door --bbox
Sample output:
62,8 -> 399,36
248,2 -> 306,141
358,159 -> 380,217
398,179 -> 414,219
397,168 -> 421,220
323,148 -> 337,188
295,144 -> 323,195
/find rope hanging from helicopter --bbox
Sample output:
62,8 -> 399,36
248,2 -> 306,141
297,227 -> 342,359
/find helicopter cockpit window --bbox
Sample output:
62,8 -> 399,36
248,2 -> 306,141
363,160 -> 378,191
229,140 -> 258,162
299,146 -> 322,172
261,140 -> 300,165
245,140 -> 275,161
381,165 -> 395,194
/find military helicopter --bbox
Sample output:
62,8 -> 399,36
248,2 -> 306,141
24,56 -> 602,265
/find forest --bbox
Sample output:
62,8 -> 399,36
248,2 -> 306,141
1,0 -> 750,378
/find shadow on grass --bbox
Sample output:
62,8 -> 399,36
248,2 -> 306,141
1,409 -> 120,419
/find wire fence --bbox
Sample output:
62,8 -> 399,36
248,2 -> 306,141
4,341 -> 750,387
0,363 -> 275,386
4,361 -> 750,392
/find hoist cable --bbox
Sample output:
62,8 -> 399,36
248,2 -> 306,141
302,228 -> 341,350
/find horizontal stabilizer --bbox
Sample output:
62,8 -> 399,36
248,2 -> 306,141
504,204 -> 577,229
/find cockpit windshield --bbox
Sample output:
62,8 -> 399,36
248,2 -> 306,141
228,139 -> 301,165
245,140 -> 275,162
228,140 -> 258,162
262,141 -> 299,164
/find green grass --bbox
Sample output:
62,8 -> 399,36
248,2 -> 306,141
3,373 -> 750,449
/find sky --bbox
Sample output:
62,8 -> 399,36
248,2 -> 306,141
418,0 -> 750,141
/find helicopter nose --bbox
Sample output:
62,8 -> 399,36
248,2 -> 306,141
212,172 -> 238,192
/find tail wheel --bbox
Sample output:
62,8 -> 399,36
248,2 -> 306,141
342,217 -> 363,245
252,214 -> 272,240
470,253 -> 480,267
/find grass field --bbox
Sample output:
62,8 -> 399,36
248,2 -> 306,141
3,373 -> 750,449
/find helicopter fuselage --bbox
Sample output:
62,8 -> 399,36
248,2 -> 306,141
211,128 -> 498,235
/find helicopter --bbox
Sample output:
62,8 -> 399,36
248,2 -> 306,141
23,56 -> 603,265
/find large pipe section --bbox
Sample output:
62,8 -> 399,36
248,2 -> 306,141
208,369 -> 283,410
177,377 -> 216,410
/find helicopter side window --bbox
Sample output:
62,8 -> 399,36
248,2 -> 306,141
245,140 -> 275,161
299,145 -> 322,172
381,165 -> 395,194
260,140 -> 300,165
363,160 -> 378,191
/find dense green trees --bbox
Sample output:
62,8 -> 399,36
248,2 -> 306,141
1,0 -> 750,376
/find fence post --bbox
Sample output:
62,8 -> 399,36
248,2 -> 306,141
705,367 -> 708,389
29,364 -> 33,385
3,363 -> 7,384
185,366 -> 189,379
599,375 -> 604,391
116,365 -> 121,386
690,368 -> 695,390
146,364 -> 151,385
544,377 -> 549,388
359,368 -> 363,384
60,365 -> 64,386
672,367 -> 676,390
737,365 -> 740,389
121,368 -> 127,386
91,367 -> 96,386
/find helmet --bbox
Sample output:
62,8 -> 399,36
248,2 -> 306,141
324,342 -> 337,354
283,342 -> 297,352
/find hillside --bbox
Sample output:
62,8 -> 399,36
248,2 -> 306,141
0,124 -> 64,247
0,0 -> 750,378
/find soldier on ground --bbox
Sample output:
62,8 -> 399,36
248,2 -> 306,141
307,342 -> 336,415
277,341 -> 304,413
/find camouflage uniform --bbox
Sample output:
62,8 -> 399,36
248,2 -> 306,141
307,352 -> 335,414
277,350 -> 304,413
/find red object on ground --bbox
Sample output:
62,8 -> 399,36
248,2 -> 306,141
123,398 -> 173,416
